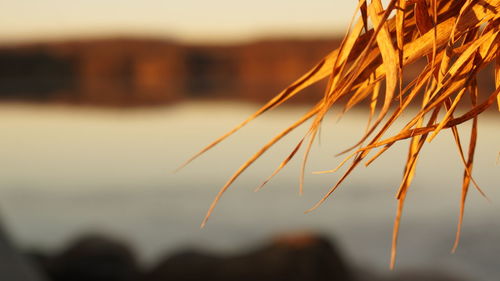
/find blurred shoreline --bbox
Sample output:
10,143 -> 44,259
0,37 -> 495,108
0,37 -> 339,107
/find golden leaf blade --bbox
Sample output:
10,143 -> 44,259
183,0 -> 500,268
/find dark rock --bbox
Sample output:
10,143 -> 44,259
146,232 -> 354,281
47,234 -> 141,281
0,218 -> 46,281
386,271 -> 468,281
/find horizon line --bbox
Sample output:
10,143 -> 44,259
0,30 -> 346,47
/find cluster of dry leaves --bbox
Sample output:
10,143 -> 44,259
180,0 -> 499,268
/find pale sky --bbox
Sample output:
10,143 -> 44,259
0,0 -> 358,43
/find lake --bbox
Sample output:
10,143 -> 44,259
0,101 -> 498,280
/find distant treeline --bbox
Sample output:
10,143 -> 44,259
0,38 -> 494,107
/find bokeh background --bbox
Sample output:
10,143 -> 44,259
0,1 -> 499,281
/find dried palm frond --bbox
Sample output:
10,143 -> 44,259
180,0 -> 500,268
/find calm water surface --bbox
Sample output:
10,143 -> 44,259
0,102 -> 498,279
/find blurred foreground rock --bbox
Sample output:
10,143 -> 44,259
146,232 -> 353,281
383,271 -> 467,281
40,235 -> 141,281
0,220 -> 46,281
25,232 -> 469,281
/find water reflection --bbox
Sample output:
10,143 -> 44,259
0,102 -> 498,280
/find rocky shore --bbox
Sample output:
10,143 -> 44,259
24,232 -> 467,281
